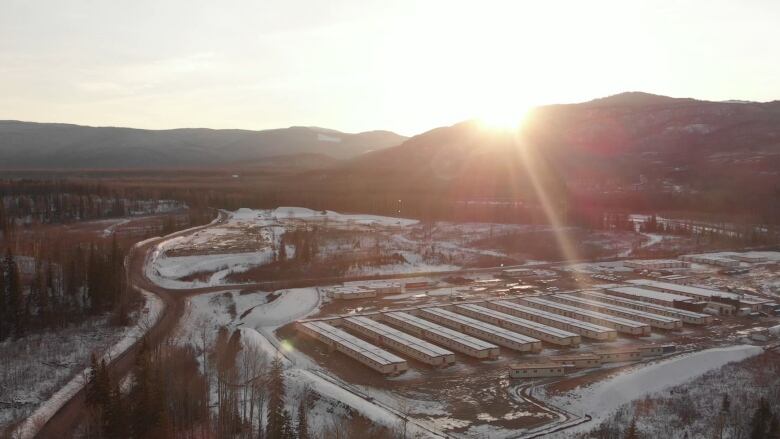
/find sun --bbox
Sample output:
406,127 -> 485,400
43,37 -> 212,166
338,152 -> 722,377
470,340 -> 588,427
477,104 -> 531,132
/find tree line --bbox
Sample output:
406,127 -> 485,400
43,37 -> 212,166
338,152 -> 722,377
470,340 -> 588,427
80,327 -> 393,439
0,235 -> 131,341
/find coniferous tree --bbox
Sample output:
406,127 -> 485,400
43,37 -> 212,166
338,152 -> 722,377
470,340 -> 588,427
296,390 -> 310,439
625,418 -> 640,439
85,353 -> 101,407
266,355 -> 286,439
281,409 -> 294,439
0,256 -> 7,341
4,249 -> 25,337
751,399 -> 774,439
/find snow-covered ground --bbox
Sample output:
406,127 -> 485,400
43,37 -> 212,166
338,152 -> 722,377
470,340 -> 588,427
176,286 -> 439,438
10,290 -> 164,439
269,206 -> 418,227
539,344 -> 764,437
146,207 -> 422,289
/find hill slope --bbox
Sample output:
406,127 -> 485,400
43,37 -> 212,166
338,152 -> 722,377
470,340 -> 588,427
310,92 -> 780,219
0,121 -> 406,169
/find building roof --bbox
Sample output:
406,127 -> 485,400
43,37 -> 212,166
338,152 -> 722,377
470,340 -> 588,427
522,297 -> 649,329
490,300 -> 615,334
606,286 -> 694,303
343,316 -> 453,357
548,353 -> 601,361
302,321 -> 406,366
383,312 -> 499,351
510,363 -> 563,370
420,307 -> 540,345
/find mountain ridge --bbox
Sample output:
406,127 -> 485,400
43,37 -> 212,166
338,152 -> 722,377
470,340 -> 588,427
0,121 -> 407,169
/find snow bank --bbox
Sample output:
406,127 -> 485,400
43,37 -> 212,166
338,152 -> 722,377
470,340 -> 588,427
13,290 -> 164,439
241,288 -> 320,328
155,251 -> 272,279
544,345 -> 763,435
272,206 -> 418,227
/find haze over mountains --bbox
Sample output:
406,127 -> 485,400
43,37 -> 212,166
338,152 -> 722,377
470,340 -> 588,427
322,92 -> 779,197
0,121 -> 407,169
2,92 -> 779,189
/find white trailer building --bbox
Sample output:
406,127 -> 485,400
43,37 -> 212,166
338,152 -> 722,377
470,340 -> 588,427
626,279 -> 772,311
624,259 -> 690,270
487,300 -> 617,340
517,297 -> 652,336
604,285 -> 695,307
453,303 -> 581,347
381,312 -> 500,359
297,321 -> 408,375
417,307 -> 542,353
579,291 -> 712,325
509,363 -> 568,379
550,294 -> 683,330
341,316 -> 455,366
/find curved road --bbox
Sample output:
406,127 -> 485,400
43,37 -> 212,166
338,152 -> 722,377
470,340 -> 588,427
36,211 -> 588,438
36,213 -> 229,438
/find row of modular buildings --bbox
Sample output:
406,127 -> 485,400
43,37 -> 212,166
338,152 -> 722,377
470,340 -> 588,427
624,259 -> 691,270
509,344 -> 676,378
296,288 -> 700,375
678,252 -> 775,268
623,279 -> 774,315
323,280 -> 405,299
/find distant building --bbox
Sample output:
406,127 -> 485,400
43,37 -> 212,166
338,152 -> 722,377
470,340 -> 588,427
323,285 -> 377,300
548,354 -> 602,368
502,268 -> 535,278
344,280 -> 404,295
509,363 -> 568,379
596,348 -> 642,363
679,254 -> 740,268
405,281 -> 435,290
624,260 -> 690,270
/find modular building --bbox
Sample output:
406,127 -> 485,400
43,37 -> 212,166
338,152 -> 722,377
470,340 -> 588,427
405,281 -> 435,290
517,297 -> 652,336
417,307 -> 542,353
604,286 -> 696,308
579,291 -> 713,325
550,294 -> 683,330
381,312 -> 500,359
324,285 -> 377,300
626,279 -> 772,312
624,259 -> 690,270
453,303 -> 581,347
502,268 -> 536,278
509,363 -> 568,379
658,274 -> 693,285
732,254 -> 768,263
596,348 -> 642,363
679,254 -> 740,268
636,344 -> 675,357
341,316 -> 455,366
548,353 -> 602,368
487,300 -> 617,341
344,280 -> 404,295
297,321 -> 408,375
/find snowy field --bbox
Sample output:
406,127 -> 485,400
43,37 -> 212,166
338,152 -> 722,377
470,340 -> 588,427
146,207 -> 432,290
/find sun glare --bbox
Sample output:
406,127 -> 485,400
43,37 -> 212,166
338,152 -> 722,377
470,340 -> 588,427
477,104 -> 531,132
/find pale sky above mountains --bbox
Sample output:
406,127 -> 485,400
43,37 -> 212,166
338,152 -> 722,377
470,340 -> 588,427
1,0 -> 778,135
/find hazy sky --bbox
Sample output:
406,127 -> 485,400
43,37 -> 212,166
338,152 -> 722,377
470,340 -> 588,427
1,0 -> 778,135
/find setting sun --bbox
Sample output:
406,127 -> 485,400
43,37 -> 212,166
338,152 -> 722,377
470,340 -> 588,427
477,105 -> 531,131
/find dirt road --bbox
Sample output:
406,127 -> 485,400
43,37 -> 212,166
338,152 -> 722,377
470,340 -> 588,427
35,214 -> 228,438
